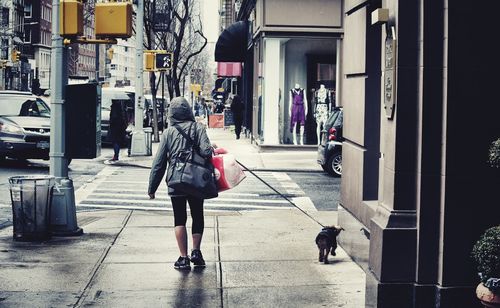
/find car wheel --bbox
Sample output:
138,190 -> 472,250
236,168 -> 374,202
327,152 -> 342,177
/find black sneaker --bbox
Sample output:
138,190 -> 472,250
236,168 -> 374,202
190,249 -> 206,267
174,256 -> 191,270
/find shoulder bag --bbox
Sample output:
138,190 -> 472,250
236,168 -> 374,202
167,123 -> 218,199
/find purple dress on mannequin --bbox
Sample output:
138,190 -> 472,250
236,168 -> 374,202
290,88 -> 306,132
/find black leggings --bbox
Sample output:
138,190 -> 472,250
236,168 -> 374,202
171,196 -> 205,235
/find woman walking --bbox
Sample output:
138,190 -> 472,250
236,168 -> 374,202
230,94 -> 244,139
148,97 -> 215,270
109,101 -> 127,161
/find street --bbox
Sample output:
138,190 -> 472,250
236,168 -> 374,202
0,145 -> 341,230
0,129 -> 364,308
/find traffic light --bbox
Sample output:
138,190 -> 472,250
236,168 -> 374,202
144,52 -> 155,71
11,50 -> 21,62
155,52 -> 173,70
95,1 -> 133,38
60,0 -> 84,37
107,47 -> 114,60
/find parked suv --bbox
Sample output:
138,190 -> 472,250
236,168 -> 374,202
317,107 -> 343,176
0,91 -> 51,160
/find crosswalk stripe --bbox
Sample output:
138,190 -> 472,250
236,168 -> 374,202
92,188 -> 260,197
78,203 -> 292,210
272,172 -> 317,212
81,197 -> 288,205
71,166 -> 317,212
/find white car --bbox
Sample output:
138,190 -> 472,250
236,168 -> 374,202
0,91 -> 51,160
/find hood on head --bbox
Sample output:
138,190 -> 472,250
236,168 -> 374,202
168,97 -> 195,124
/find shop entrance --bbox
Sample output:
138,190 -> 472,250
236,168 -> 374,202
306,55 -> 336,145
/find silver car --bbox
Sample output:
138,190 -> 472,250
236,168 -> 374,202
0,91 -> 51,160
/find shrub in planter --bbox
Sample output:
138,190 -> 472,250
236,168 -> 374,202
471,225 -> 500,294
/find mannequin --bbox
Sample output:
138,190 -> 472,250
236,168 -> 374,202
313,84 -> 331,144
289,83 -> 308,145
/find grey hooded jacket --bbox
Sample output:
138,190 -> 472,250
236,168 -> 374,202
148,97 -> 213,196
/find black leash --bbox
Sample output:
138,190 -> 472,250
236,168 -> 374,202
236,159 -> 325,228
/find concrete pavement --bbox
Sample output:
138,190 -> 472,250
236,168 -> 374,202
114,127 -> 324,172
0,128 -> 365,307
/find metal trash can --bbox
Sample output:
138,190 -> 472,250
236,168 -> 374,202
8,175 -> 55,241
144,127 -> 153,156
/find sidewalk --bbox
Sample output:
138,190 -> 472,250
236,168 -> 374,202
0,128 -> 365,307
115,127 -> 323,173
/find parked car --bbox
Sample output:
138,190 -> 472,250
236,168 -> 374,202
101,87 -> 135,145
0,91 -> 51,160
317,107 -> 343,176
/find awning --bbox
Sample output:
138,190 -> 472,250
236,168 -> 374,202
217,62 -> 242,77
214,21 -> 248,62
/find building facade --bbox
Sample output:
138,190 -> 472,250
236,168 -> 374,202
339,0 -> 500,307
224,1 -> 500,307
107,38 -> 135,87
23,0 -> 52,93
0,0 -> 27,91
232,0 -> 343,146
2,1 -> 101,92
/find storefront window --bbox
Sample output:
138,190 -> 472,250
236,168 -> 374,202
259,37 -> 337,146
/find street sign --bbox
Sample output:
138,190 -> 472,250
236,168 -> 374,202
155,52 -> 172,70
153,0 -> 171,32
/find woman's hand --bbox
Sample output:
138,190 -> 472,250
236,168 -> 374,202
149,193 -> 155,199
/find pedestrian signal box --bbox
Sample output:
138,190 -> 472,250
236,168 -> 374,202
95,2 -> 133,38
60,0 -> 84,37
144,52 -> 155,71
155,52 -> 173,70
11,49 -> 21,62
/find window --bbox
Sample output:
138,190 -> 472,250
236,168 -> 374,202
24,3 -> 32,18
0,7 -> 9,27
24,28 -> 31,43
111,64 -> 117,70
0,39 -> 8,59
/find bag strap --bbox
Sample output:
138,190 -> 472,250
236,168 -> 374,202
173,123 -> 199,150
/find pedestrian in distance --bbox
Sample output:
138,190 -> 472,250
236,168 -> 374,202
148,97 -> 216,270
230,94 -> 244,139
109,101 -> 127,161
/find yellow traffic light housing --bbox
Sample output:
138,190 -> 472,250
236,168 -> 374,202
95,1 -> 133,38
11,49 -> 21,62
144,52 -> 155,71
107,47 -> 114,60
60,0 -> 84,37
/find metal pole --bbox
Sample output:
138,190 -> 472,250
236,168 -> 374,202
161,71 -> 164,130
49,0 -> 67,178
95,45 -> 99,82
130,0 -> 147,155
49,0 -> 82,236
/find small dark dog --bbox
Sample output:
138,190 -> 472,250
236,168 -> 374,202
315,225 -> 344,264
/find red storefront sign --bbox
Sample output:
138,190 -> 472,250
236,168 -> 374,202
217,62 -> 242,77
